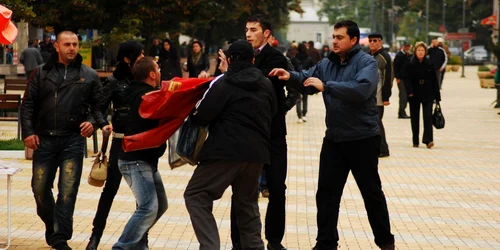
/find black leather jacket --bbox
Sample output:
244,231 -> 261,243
21,53 -> 108,139
100,75 -> 131,134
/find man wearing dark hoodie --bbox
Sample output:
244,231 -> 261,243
112,57 -> 168,250
184,40 -> 277,250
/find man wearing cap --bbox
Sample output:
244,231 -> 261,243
394,42 -> 412,119
437,37 -> 450,88
368,33 -> 393,157
184,40 -> 277,250
428,38 -> 447,89
21,30 -> 111,250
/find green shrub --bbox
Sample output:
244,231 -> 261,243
0,139 -> 25,150
484,74 -> 495,79
448,55 -> 462,65
478,65 -> 491,71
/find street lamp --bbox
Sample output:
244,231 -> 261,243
426,0 -> 429,44
442,1 -> 446,33
461,0 -> 466,78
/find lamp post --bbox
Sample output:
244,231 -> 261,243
371,1 -> 375,32
461,0 -> 466,78
391,0 -> 395,48
426,0 -> 429,44
442,1 -> 446,33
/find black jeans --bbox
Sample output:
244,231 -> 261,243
296,94 -> 308,118
231,136 -> 287,246
185,160 -> 264,250
377,106 -> 389,155
314,136 -> 394,249
397,80 -> 408,116
91,137 -> 123,238
31,134 -> 85,246
409,100 -> 433,146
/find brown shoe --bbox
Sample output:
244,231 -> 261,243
261,189 -> 269,198
426,142 -> 434,149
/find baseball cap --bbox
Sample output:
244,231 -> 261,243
368,33 -> 383,40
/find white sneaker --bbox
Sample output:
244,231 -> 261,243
302,115 -> 307,122
297,118 -> 303,123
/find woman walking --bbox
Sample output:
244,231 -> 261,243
403,42 -> 441,148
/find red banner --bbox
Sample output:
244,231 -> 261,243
480,14 -> 497,26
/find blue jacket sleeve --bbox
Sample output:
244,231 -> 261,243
323,57 -> 378,102
288,64 -> 321,95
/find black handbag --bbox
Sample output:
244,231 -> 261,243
167,128 -> 187,169
176,116 -> 208,166
432,102 -> 445,129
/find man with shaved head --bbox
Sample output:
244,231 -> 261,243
21,30 -> 112,250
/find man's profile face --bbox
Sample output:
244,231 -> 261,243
246,22 -> 269,49
55,33 -> 79,64
332,27 -> 357,56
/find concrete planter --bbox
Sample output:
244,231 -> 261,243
479,78 -> 495,88
451,65 -> 460,72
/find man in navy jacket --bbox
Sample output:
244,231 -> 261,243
269,20 -> 396,250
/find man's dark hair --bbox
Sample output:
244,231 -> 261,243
133,56 -> 157,81
28,40 -> 34,46
334,20 -> 360,44
308,41 -> 315,47
247,14 -> 272,33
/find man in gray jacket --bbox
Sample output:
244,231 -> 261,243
20,39 -> 43,79
269,20 -> 395,250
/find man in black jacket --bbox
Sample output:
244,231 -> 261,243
21,31 -> 111,250
393,42 -> 412,119
112,57 -> 168,250
184,40 -> 276,250
428,39 -> 447,89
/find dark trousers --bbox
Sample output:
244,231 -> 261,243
409,100 -> 433,146
91,138 -> 123,238
314,136 -> 394,249
377,106 -> 389,155
397,80 -> 408,116
296,94 -> 308,118
26,70 -> 34,80
185,160 -> 264,250
31,134 -> 85,247
231,137 -> 287,246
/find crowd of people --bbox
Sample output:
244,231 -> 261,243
20,12 -> 449,250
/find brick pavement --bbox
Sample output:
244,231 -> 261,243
1,65 -> 500,249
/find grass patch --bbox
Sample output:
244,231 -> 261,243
0,139 -> 25,150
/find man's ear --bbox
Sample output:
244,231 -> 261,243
227,58 -> 231,65
351,36 -> 358,46
124,57 -> 131,64
252,57 -> 255,64
263,29 -> 271,39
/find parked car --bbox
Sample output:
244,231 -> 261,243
463,47 -> 489,65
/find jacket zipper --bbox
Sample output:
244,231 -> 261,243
54,66 -> 67,135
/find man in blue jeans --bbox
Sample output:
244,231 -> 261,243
21,31 -> 111,250
112,56 -> 168,250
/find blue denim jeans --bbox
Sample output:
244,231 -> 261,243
112,160 -> 168,250
31,134 -> 85,246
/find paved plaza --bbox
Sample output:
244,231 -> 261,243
1,65 -> 500,249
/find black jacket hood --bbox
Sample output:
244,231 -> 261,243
225,61 -> 263,91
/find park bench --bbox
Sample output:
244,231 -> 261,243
4,78 -> 27,93
0,94 -> 21,140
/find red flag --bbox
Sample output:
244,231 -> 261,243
0,5 -> 18,45
480,14 -> 497,26
122,77 -> 213,152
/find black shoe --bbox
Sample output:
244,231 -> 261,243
413,144 -> 419,148
398,114 -> 410,119
379,153 -> 390,157
52,242 -> 72,250
86,235 -> 100,250
380,243 -> 395,250
267,243 -> 287,250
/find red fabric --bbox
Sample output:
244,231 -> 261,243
0,5 -> 18,45
122,77 -> 213,152
481,14 -> 497,26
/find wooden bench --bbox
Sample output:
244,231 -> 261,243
4,78 -> 27,93
0,94 -> 21,140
